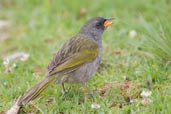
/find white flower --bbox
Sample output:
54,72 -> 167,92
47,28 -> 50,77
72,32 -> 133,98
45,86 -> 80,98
3,58 -> 10,65
91,103 -> 100,109
20,53 -> 30,61
140,90 -> 152,97
129,30 -> 137,38
12,63 -> 17,68
130,99 -> 138,103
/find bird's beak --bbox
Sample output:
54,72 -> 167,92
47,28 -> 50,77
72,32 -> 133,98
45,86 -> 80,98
104,18 -> 114,28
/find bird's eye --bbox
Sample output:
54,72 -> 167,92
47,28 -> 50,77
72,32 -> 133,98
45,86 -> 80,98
95,23 -> 102,29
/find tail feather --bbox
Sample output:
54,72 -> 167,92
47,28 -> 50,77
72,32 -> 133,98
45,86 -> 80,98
18,76 -> 56,106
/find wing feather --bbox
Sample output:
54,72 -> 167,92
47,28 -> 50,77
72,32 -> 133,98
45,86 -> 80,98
47,36 -> 98,76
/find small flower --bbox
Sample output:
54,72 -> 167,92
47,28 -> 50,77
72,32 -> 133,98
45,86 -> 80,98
130,99 -> 138,103
12,63 -> 17,68
141,98 -> 153,105
3,58 -> 10,65
140,90 -> 152,97
129,30 -> 137,38
20,53 -> 30,61
91,103 -> 100,109
3,58 -> 12,73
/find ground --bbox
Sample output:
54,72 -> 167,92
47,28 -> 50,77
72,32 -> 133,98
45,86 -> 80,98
0,0 -> 171,114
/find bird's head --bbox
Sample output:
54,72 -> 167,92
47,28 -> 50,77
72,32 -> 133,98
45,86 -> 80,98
80,17 -> 113,39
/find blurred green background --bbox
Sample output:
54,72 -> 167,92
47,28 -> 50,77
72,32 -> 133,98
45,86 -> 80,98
0,0 -> 171,113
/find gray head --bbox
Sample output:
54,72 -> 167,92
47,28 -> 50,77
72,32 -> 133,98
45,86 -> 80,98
79,17 -> 113,41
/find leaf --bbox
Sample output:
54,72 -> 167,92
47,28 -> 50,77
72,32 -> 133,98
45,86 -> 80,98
99,83 -> 112,96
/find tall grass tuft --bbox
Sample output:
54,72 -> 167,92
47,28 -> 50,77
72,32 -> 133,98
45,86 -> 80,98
141,19 -> 171,63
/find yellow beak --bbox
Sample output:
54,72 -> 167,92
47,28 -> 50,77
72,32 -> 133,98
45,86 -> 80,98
104,18 -> 114,28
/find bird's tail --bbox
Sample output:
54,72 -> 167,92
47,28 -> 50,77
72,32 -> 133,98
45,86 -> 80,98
18,76 -> 56,106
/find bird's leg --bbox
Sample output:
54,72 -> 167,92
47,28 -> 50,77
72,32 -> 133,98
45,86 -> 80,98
61,83 -> 68,100
61,83 -> 66,95
61,83 -> 72,100
61,83 -> 71,95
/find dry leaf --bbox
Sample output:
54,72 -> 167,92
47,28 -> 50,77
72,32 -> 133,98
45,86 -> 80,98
77,8 -> 87,19
4,64 -> 12,73
3,52 -> 30,62
79,8 -> 87,17
117,102 -> 126,108
109,97 -> 126,108
141,98 -> 153,106
113,48 -> 124,55
99,83 -> 112,96
121,80 -> 133,90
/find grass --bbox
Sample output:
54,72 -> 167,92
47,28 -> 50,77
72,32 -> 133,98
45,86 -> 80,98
0,0 -> 171,113
141,18 -> 171,62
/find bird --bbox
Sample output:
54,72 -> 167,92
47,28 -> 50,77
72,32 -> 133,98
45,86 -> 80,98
18,17 -> 113,106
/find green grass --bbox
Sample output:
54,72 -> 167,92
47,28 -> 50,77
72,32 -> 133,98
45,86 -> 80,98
140,18 -> 171,62
0,0 -> 171,113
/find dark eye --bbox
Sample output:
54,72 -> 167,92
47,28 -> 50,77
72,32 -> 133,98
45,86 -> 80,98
95,22 -> 102,29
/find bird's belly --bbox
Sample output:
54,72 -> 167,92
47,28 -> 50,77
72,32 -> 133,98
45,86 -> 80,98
65,56 -> 101,83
